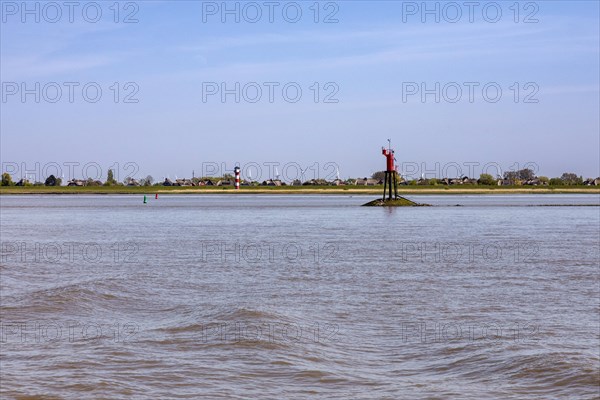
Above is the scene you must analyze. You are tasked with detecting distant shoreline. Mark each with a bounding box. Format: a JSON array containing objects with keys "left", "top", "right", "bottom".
[{"left": 1, "top": 186, "right": 599, "bottom": 195}]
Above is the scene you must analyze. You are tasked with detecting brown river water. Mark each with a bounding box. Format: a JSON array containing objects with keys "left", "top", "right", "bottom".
[{"left": 1, "top": 194, "right": 599, "bottom": 399}]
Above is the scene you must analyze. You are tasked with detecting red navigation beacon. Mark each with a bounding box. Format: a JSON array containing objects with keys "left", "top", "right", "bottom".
[
  {"left": 382, "top": 147, "right": 395, "bottom": 172},
  {"left": 381, "top": 141, "right": 398, "bottom": 201}
]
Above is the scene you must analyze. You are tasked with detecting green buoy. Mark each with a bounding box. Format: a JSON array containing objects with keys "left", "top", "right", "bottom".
[{"left": 143, "top": 195, "right": 147, "bottom": 204}]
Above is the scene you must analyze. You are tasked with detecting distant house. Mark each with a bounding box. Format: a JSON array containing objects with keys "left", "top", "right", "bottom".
[
  {"left": 262, "top": 179, "right": 283, "bottom": 186},
  {"left": 355, "top": 177, "right": 380, "bottom": 186},
  {"left": 240, "top": 180, "right": 258, "bottom": 186},
  {"left": 176, "top": 179, "right": 194, "bottom": 186},
  {"left": 217, "top": 180, "right": 233, "bottom": 186},
  {"left": 125, "top": 178, "right": 140, "bottom": 186},
  {"left": 291, "top": 179, "right": 302, "bottom": 186},
  {"left": 331, "top": 179, "right": 345, "bottom": 186},
  {"left": 163, "top": 178, "right": 174, "bottom": 186},
  {"left": 458, "top": 176, "right": 473, "bottom": 184},
  {"left": 523, "top": 178, "right": 544, "bottom": 186},
  {"left": 583, "top": 178, "right": 600, "bottom": 186},
  {"left": 202, "top": 179, "right": 214, "bottom": 186},
  {"left": 67, "top": 179, "right": 85, "bottom": 187},
  {"left": 15, "top": 179, "right": 30, "bottom": 186}
]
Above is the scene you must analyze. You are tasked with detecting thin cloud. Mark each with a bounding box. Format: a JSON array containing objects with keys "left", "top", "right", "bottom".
[{"left": 1, "top": 54, "right": 116, "bottom": 80}]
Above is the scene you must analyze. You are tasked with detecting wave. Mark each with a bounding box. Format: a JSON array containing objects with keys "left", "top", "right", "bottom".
[
  {"left": 426, "top": 347, "right": 600, "bottom": 398},
  {"left": 0, "top": 278, "right": 156, "bottom": 317}
]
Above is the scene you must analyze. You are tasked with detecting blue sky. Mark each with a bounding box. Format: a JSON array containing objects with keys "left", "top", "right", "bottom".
[{"left": 1, "top": 1, "right": 599, "bottom": 182}]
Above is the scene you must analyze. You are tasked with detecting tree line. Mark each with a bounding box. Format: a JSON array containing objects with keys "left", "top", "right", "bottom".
[
  {"left": 370, "top": 168, "right": 596, "bottom": 186},
  {"left": 0, "top": 168, "right": 597, "bottom": 187}
]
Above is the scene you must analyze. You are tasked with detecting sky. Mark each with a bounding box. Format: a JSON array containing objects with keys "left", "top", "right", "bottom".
[{"left": 1, "top": 0, "right": 599, "bottom": 183}]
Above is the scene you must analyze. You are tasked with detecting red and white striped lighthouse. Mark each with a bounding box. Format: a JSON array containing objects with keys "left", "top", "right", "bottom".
[{"left": 234, "top": 166, "right": 240, "bottom": 190}]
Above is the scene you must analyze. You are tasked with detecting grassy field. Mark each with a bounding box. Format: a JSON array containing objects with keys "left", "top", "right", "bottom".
[{"left": 1, "top": 185, "right": 599, "bottom": 195}]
